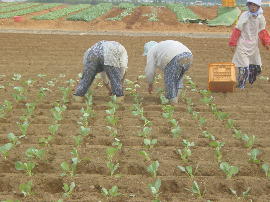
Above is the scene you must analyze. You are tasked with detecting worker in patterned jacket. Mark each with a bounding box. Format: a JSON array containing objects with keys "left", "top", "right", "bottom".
[
  {"left": 143, "top": 40, "right": 193, "bottom": 104},
  {"left": 73, "top": 40, "right": 128, "bottom": 103},
  {"left": 229, "top": 0, "right": 270, "bottom": 89}
]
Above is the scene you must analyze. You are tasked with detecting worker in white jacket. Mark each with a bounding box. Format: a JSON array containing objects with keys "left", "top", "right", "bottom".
[
  {"left": 229, "top": 0, "right": 270, "bottom": 88},
  {"left": 74, "top": 40, "right": 128, "bottom": 103},
  {"left": 143, "top": 40, "right": 193, "bottom": 104}
]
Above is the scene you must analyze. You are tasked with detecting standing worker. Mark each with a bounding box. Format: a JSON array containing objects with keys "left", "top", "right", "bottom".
[
  {"left": 229, "top": 0, "right": 270, "bottom": 89},
  {"left": 73, "top": 40, "right": 128, "bottom": 103},
  {"left": 143, "top": 40, "right": 193, "bottom": 104}
]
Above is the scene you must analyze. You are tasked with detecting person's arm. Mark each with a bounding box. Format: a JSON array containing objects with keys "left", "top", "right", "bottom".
[
  {"left": 145, "top": 52, "right": 156, "bottom": 94},
  {"left": 229, "top": 28, "right": 241, "bottom": 48},
  {"left": 258, "top": 16, "right": 270, "bottom": 50}
]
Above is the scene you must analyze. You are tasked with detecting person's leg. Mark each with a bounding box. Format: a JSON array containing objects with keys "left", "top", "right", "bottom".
[
  {"left": 237, "top": 67, "right": 249, "bottom": 88},
  {"left": 103, "top": 65, "right": 124, "bottom": 97},
  {"left": 248, "top": 64, "right": 261, "bottom": 84}
]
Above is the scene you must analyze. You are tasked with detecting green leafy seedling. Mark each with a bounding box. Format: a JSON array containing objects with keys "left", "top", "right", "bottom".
[
  {"left": 248, "top": 148, "right": 261, "bottom": 164},
  {"left": 148, "top": 178, "right": 161, "bottom": 202},
  {"left": 25, "top": 147, "right": 45, "bottom": 161},
  {"left": 15, "top": 161, "right": 36, "bottom": 176},
  {"left": 185, "top": 181, "right": 204, "bottom": 198},
  {"left": 139, "top": 150, "right": 151, "bottom": 161},
  {"left": 63, "top": 182, "right": 75, "bottom": 198},
  {"left": 19, "top": 181, "right": 33, "bottom": 197},
  {"left": 0, "top": 143, "right": 13, "bottom": 160},
  {"left": 219, "top": 162, "right": 239, "bottom": 179},
  {"left": 177, "top": 165, "right": 198, "bottom": 178},
  {"left": 147, "top": 161, "right": 159, "bottom": 178},
  {"left": 262, "top": 163, "right": 270, "bottom": 178},
  {"left": 144, "top": 138, "right": 157, "bottom": 150},
  {"left": 101, "top": 185, "right": 121, "bottom": 197},
  {"left": 107, "top": 162, "right": 120, "bottom": 176}
]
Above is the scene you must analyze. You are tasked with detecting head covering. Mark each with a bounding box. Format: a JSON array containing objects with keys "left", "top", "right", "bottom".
[
  {"left": 246, "top": 0, "right": 261, "bottom": 6},
  {"left": 143, "top": 41, "right": 158, "bottom": 56}
]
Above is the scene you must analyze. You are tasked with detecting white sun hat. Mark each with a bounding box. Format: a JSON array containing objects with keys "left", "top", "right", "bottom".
[
  {"left": 247, "top": 0, "right": 261, "bottom": 6},
  {"left": 143, "top": 41, "right": 158, "bottom": 56}
]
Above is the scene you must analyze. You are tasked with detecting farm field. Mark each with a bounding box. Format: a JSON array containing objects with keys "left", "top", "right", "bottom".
[
  {"left": 0, "top": 2, "right": 270, "bottom": 32},
  {"left": 1, "top": 32, "right": 270, "bottom": 202}
]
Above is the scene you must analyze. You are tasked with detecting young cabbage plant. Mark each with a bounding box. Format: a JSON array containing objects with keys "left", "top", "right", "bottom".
[
  {"left": 15, "top": 161, "right": 36, "bottom": 176},
  {"left": 219, "top": 162, "right": 239, "bottom": 179},
  {"left": 38, "top": 87, "right": 50, "bottom": 102},
  {"left": 226, "top": 119, "right": 235, "bottom": 129},
  {"left": 106, "top": 126, "right": 118, "bottom": 137},
  {"left": 171, "top": 125, "right": 182, "bottom": 138},
  {"left": 12, "top": 86, "right": 27, "bottom": 102},
  {"left": 177, "top": 165, "right": 198, "bottom": 178},
  {"left": 106, "top": 147, "right": 118, "bottom": 162},
  {"left": 248, "top": 148, "right": 261, "bottom": 164},
  {"left": 48, "top": 124, "right": 60, "bottom": 136},
  {"left": 177, "top": 139, "right": 195, "bottom": 162},
  {"left": 73, "top": 135, "right": 83, "bottom": 147},
  {"left": 241, "top": 134, "right": 255, "bottom": 148},
  {"left": 138, "top": 127, "right": 152, "bottom": 138},
  {"left": 79, "top": 126, "right": 91, "bottom": 137},
  {"left": 233, "top": 128, "right": 244, "bottom": 139},
  {"left": 59, "top": 86, "right": 71, "bottom": 104},
  {"left": 7, "top": 133, "right": 21, "bottom": 146},
  {"left": 162, "top": 105, "right": 174, "bottom": 120},
  {"left": 0, "top": 143, "right": 13, "bottom": 160},
  {"left": 139, "top": 150, "right": 151, "bottom": 161},
  {"left": 101, "top": 185, "right": 121, "bottom": 198},
  {"left": 60, "top": 158, "right": 79, "bottom": 177},
  {"left": 200, "top": 96, "right": 214, "bottom": 105},
  {"left": 144, "top": 138, "right": 158, "bottom": 150},
  {"left": 51, "top": 105, "right": 66, "bottom": 123},
  {"left": 148, "top": 178, "right": 161, "bottom": 202},
  {"left": 202, "top": 131, "right": 216, "bottom": 141},
  {"left": 106, "top": 162, "right": 120, "bottom": 176},
  {"left": 147, "top": 161, "right": 159, "bottom": 178},
  {"left": 19, "top": 181, "right": 33, "bottom": 197},
  {"left": 106, "top": 114, "right": 118, "bottom": 126},
  {"left": 198, "top": 116, "right": 207, "bottom": 128},
  {"left": 17, "top": 121, "right": 30, "bottom": 138},
  {"left": 25, "top": 147, "right": 45, "bottom": 161},
  {"left": 39, "top": 135, "right": 54, "bottom": 147},
  {"left": 185, "top": 181, "right": 204, "bottom": 198},
  {"left": 63, "top": 182, "right": 76, "bottom": 198},
  {"left": 262, "top": 163, "right": 270, "bottom": 178},
  {"left": 112, "top": 138, "right": 122, "bottom": 150},
  {"left": 25, "top": 103, "right": 36, "bottom": 118},
  {"left": 12, "top": 73, "right": 22, "bottom": 81},
  {"left": 214, "top": 111, "right": 229, "bottom": 121},
  {"left": 229, "top": 187, "right": 251, "bottom": 199},
  {"left": 209, "top": 141, "right": 225, "bottom": 163}
]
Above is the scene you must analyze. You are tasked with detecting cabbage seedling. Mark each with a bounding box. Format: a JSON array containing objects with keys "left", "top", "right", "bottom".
[
  {"left": 37, "top": 74, "right": 47, "bottom": 78},
  {"left": 25, "top": 103, "right": 36, "bottom": 118},
  {"left": 139, "top": 150, "right": 151, "bottom": 161},
  {"left": 7, "top": 133, "right": 20, "bottom": 146},
  {"left": 0, "top": 143, "right": 13, "bottom": 160},
  {"left": 112, "top": 138, "right": 122, "bottom": 150},
  {"left": 63, "top": 182, "right": 75, "bottom": 198},
  {"left": 144, "top": 138, "right": 157, "bottom": 150},
  {"left": 214, "top": 111, "right": 229, "bottom": 121},
  {"left": 241, "top": 135, "right": 255, "bottom": 148},
  {"left": 148, "top": 178, "right": 161, "bottom": 202},
  {"left": 59, "top": 87, "right": 71, "bottom": 104},
  {"left": 106, "top": 147, "right": 118, "bottom": 162},
  {"left": 177, "top": 165, "right": 198, "bottom": 178},
  {"left": 262, "top": 163, "right": 270, "bottom": 178},
  {"left": 138, "top": 127, "right": 152, "bottom": 138},
  {"left": 226, "top": 119, "right": 235, "bottom": 129},
  {"left": 12, "top": 86, "right": 27, "bottom": 102},
  {"left": 24, "top": 79, "right": 35, "bottom": 87},
  {"left": 248, "top": 149, "right": 261, "bottom": 164},
  {"left": 209, "top": 141, "right": 225, "bottom": 163},
  {"left": 73, "top": 135, "right": 83, "bottom": 147},
  {"left": 177, "top": 139, "right": 195, "bottom": 162},
  {"left": 25, "top": 147, "right": 45, "bottom": 161},
  {"left": 233, "top": 129, "right": 243, "bottom": 139},
  {"left": 79, "top": 126, "right": 90, "bottom": 137},
  {"left": 15, "top": 161, "right": 36, "bottom": 176},
  {"left": 171, "top": 125, "right": 182, "bottom": 138},
  {"left": 147, "top": 161, "right": 159, "bottom": 178},
  {"left": 48, "top": 124, "right": 60, "bottom": 136},
  {"left": 12, "top": 73, "right": 22, "bottom": 81},
  {"left": 106, "top": 126, "right": 118, "bottom": 137},
  {"left": 17, "top": 121, "right": 29, "bottom": 138},
  {"left": 101, "top": 185, "right": 121, "bottom": 197},
  {"left": 219, "top": 162, "right": 239, "bottom": 179},
  {"left": 39, "top": 135, "right": 53, "bottom": 147},
  {"left": 60, "top": 158, "right": 79, "bottom": 177},
  {"left": 229, "top": 187, "right": 251, "bottom": 199},
  {"left": 107, "top": 162, "right": 120, "bottom": 176},
  {"left": 19, "top": 181, "right": 33, "bottom": 197},
  {"left": 185, "top": 181, "right": 204, "bottom": 198},
  {"left": 202, "top": 131, "right": 216, "bottom": 141}
]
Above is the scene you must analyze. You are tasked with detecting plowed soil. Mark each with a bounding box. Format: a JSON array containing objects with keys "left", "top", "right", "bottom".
[
  {"left": 0, "top": 32, "right": 270, "bottom": 201},
  {"left": 1, "top": 3, "right": 270, "bottom": 202}
]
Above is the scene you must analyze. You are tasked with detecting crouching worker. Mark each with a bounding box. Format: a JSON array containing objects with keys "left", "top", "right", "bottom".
[
  {"left": 143, "top": 40, "right": 193, "bottom": 104},
  {"left": 229, "top": 0, "right": 270, "bottom": 89},
  {"left": 73, "top": 40, "right": 128, "bottom": 103}
]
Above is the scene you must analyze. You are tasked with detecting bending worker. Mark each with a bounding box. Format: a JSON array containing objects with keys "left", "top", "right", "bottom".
[
  {"left": 73, "top": 40, "right": 128, "bottom": 103},
  {"left": 143, "top": 40, "right": 193, "bottom": 104}
]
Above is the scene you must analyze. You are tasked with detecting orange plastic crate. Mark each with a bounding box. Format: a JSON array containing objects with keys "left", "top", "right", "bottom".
[
  {"left": 222, "top": 0, "right": 236, "bottom": 7},
  {"left": 208, "top": 63, "right": 236, "bottom": 92}
]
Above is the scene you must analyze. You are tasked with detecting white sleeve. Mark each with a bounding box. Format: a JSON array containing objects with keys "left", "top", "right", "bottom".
[
  {"left": 145, "top": 52, "right": 156, "bottom": 84},
  {"left": 120, "top": 47, "right": 128, "bottom": 69},
  {"left": 258, "top": 15, "right": 266, "bottom": 32}
]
